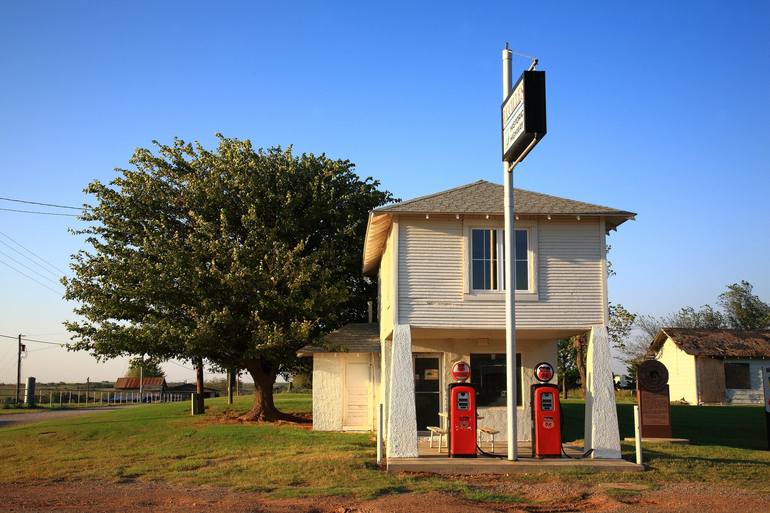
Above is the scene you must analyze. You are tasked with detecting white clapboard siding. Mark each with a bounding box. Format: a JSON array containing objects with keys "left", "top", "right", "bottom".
[{"left": 398, "top": 217, "right": 604, "bottom": 329}]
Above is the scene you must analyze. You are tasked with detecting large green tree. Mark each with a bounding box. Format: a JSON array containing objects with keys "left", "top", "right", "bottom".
[{"left": 64, "top": 136, "right": 393, "bottom": 420}]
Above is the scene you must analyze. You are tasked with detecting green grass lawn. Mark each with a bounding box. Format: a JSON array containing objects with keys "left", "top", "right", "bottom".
[{"left": 0, "top": 393, "right": 768, "bottom": 499}]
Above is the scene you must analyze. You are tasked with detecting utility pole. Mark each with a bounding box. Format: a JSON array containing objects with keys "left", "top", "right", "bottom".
[{"left": 16, "top": 334, "right": 25, "bottom": 406}]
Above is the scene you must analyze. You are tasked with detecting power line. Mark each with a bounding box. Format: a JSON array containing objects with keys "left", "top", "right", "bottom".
[
  {"left": 0, "top": 207, "right": 80, "bottom": 217},
  {"left": 168, "top": 360, "right": 195, "bottom": 372},
  {"left": 0, "top": 231, "right": 69, "bottom": 276},
  {"left": 0, "top": 196, "right": 84, "bottom": 210},
  {"left": 0, "top": 247, "right": 62, "bottom": 287},
  {"left": 0, "top": 334, "right": 67, "bottom": 346},
  {"left": 0, "top": 259, "right": 63, "bottom": 295},
  {"left": 23, "top": 336, "right": 70, "bottom": 346}
]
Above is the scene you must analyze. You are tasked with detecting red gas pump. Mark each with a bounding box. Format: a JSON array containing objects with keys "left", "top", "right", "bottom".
[
  {"left": 531, "top": 362, "right": 562, "bottom": 458},
  {"left": 448, "top": 361, "right": 477, "bottom": 458}
]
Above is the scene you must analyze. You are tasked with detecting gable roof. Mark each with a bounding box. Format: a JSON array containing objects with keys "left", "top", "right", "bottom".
[
  {"left": 649, "top": 328, "right": 770, "bottom": 359},
  {"left": 297, "top": 323, "right": 380, "bottom": 356},
  {"left": 363, "top": 180, "right": 635, "bottom": 274},
  {"left": 375, "top": 180, "right": 634, "bottom": 217}
]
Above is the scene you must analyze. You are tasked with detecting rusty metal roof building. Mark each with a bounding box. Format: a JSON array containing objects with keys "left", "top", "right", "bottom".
[
  {"left": 649, "top": 328, "right": 770, "bottom": 359},
  {"left": 114, "top": 376, "right": 167, "bottom": 390},
  {"left": 297, "top": 323, "right": 380, "bottom": 356}
]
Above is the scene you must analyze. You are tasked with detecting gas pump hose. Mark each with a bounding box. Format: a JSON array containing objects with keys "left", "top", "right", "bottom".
[
  {"left": 476, "top": 444, "right": 505, "bottom": 459},
  {"left": 558, "top": 402, "right": 594, "bottom": 460}
]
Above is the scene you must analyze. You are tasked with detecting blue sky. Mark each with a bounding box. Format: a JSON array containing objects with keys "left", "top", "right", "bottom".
[{"left": 1, "top": 1, "right": 769, "bottom": 382}]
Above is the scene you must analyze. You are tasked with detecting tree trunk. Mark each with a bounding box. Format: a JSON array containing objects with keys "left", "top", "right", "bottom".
[
  {"left": 195, "top": 358, "right": 205, "bottom": 413},
  {"left": 239, "top": 359, "right": 283, "bottom": 422},
  {"left": 573, "top": 334, "right": 587, "bottom": 398}
]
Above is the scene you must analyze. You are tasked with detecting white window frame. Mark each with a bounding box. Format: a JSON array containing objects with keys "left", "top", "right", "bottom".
[{"left": 463, "top": 218, "right": 538, "bottom": 301}]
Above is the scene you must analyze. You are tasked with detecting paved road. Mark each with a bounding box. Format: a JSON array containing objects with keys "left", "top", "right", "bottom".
[{"left": 0, "top": 407, "right": 126, "bottom": 427}]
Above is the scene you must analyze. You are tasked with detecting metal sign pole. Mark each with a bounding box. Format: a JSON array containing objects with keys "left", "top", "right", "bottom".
[
  {"left": 762, "top": 366, "right": 770, "bottom": 450},
  {"left": 502, "top": 45, "right": 518, "bottom": 461}
]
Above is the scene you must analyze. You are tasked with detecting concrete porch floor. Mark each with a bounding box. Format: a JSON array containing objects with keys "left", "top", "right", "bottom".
[{"left": 385, "top": 439, "right": 643, "bottom": 474}]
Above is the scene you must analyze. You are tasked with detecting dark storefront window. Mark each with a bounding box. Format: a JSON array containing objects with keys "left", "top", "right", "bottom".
[{"left": 470, "top": 353, "right": 522, "bottom": 407}]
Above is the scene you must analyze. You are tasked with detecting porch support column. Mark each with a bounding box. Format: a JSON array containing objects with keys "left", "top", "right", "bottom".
[
  {"left": 584, "top": 324, "right": 622, "bottom": 459},
  {"left": 386, "top": 324, "right": 418, "bottom": 458}
]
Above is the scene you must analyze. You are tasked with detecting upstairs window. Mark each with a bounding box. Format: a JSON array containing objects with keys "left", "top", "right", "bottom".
[{"left": 470, "top": 228, "right": 529, "bottom": 292}]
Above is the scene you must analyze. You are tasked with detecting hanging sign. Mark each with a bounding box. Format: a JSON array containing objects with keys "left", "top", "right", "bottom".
[{"left": 501, "top": 70, "right": 547, "bottom": 163}]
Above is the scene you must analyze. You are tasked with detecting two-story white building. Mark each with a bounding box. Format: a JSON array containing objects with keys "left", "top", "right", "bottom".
[{"left": 299, "top": 180, "right": 635, "bottom": 458}]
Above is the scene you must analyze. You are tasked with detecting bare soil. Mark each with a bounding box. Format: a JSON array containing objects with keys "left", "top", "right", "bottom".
[{"left": 5, "top": 480, "right": 770, "bottom": 513}]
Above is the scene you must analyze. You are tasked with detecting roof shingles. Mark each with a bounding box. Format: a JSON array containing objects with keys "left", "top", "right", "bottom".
[{"left": 375, "top": 180, "right": 634, "bottom": 216}]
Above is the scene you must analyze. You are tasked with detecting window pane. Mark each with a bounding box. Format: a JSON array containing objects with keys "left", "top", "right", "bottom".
[
  {"left": 470, "top": 353, "right": 522, "bottom": 407},
  {"left": 515, "top": 260, "right": 528, "bottom": 290},
  {"left": 515, "top": 230, "right": 527, "bottom": 260},
  {"left": 472, "top": 230, "right": 484, "bottom": 259},
  {"left": 472, "top": 260, "right": 486, "bottom": 290}
]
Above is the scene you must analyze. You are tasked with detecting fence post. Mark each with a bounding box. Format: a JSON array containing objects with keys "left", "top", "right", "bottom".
[
  {"left": 49, "top": 390, "right": 52, "bottom": 408},
  {"left": 59, "top": 391, "right": 63, "bottom": 407},
  {"left": 634, "top": 405, "right": 643, "bottom": 466},
  {"left": 377, "top": 403, "right": 384, "bottom": 465},
  {"left": 68, "top": 391, "right": 72, "bottom": 405}
]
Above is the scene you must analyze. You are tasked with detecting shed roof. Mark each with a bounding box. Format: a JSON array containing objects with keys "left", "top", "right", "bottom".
[
  {"left": 363, "top": 180, "right": 635, "bottom": 274},
  {"left": 297, "top": 323, "right": 380, "bottom": 356},
  {"left": 649, "top": 328, "right": 770, "bottom": 359},
  {"left": 114, "top": 376, "right": 167, "bottom": 390}
]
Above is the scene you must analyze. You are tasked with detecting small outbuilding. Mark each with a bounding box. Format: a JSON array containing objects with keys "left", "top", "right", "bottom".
[
  {"left": 648, "top": 328, "right": 770, "bottom": 404},
  {"left": 297, "top": 322, "right": 380, "bottom": 432}
]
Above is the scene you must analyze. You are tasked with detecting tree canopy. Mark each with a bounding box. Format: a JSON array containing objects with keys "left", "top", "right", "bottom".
[
  {"left": 125, "top": 357, "right": 165, "bottom": 378},
  {"left": 64, "top": 136, "right": 393, "bottom": 420}
]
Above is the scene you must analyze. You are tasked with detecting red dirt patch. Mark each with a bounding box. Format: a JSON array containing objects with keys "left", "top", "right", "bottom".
[{"left": 5, "top": 480, "right": 770, "bottom": 513}]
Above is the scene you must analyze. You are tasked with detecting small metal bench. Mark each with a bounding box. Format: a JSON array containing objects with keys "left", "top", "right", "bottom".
[
  {"left": 427, "top": 426, "right": 448, "bottom": 451},
  {"left": 478, "top": 427, "right": 499, "bottom": 452}
]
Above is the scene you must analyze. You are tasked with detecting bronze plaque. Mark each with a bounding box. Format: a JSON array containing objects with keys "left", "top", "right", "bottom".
[{"left": 638, "top": 386, "right": 673, "bottom": 438}]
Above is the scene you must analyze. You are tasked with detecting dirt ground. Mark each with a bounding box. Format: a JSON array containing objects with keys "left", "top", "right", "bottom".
[{"left": 4, "top": 480, "right": 770, "bottom": 513}]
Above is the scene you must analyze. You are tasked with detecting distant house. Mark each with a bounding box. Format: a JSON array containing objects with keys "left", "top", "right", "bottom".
[
  {"left": 114, "top": 376, "right": 167, "bottom": 392},
  {"left": 165, "top": 383, "right": 220, "bottom": 398},
  {"left": 648, "top": 328, "right": 770, "bottom": 404}
]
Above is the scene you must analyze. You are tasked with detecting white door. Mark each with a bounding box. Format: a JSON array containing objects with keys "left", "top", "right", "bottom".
[{"left": 343, "top": 362, "right": 370, "bottom": 429}]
